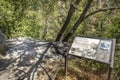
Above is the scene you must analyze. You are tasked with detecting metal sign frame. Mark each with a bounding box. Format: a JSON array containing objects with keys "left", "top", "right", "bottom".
[{"left": 65, "top": 37, "right": 116, "bottom": 80}]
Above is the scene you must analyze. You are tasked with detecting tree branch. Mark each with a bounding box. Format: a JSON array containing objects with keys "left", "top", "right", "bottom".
[
  {"left": 55, "top": 0, "right": 81, "bottom": 42},
  {"left": 72, "top": 2, "right": 80, "bottom": 11},
  {"left": 84, "top": 7, "right": 120, "bottom": 19},
  {"left": 63, "top": 0, "right": 93, "bottom": 42}
]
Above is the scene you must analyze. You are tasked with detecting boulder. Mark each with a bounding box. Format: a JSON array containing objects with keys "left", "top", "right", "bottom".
[
  {"left": 0, "top": 37, "right": 66, "bottom": 80},
  {"left": 0, "top": 29, "right": 6, "bottom": 56}
]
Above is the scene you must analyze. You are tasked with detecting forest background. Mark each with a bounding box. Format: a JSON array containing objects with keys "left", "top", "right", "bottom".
[{"left": 0, "top": 0, "right": 120, "bottom": 79}]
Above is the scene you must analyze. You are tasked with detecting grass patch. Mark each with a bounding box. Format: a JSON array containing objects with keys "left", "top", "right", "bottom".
[{"left": 56, "top": 57, "right": 109, "bottom": 80}]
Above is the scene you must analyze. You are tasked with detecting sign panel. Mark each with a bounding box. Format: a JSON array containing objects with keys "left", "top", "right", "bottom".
[{"left": 69, "top": 37, "right": 115, "bottom": 64}]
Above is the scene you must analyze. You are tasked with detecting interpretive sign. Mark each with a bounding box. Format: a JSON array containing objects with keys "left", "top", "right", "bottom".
[
  {"left": 69, "top": 37, "right": 116, "bottom": 66},
  {"left": 64, "top": 37, "right": 116, "bottom": 80}
]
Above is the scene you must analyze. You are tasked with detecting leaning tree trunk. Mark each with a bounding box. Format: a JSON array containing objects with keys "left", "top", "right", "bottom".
[
  {"left": 63, "top": 0, "right": 93, "bottom": 42},
  {"left": 55, "top": 0, "right": 81, "bottom": 42}
]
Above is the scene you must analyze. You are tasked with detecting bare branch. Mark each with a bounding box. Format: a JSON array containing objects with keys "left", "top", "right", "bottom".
[
  {"left": 71, "top": 2, "right": 81, "bottom": 11},
  {"left": 55, "top": 0, "right": 81, "bottom": 41},
  {"left": 63, "top": 0, "right": 93, "bottom": 42},
  {"left": 84, "top": 7, "right": 120, "bottom": 19}
]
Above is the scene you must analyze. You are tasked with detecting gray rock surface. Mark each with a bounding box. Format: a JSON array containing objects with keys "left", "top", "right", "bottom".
[
  {"left": 0, "top": 29, "right": 6, "bottom": 55},
  {"left": 0, "top": 37, "right": 65, "bottom": 80}
]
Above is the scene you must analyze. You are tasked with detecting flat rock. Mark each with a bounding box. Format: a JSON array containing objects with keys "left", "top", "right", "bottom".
[{"left": 0, "top": 37, "right": 65, "bottom": 80}]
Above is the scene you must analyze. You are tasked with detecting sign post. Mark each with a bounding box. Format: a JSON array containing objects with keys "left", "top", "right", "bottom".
[
  {"left": 107, "top": 39, "right": 116, "bottom": 80},
  {"left": 65, "top": 37, "right": 116, "bottom": 80},
  {"left": 65, "top": 52, "right": 68, "bottom": 80},
  {"left": 107, "top": 67, "right": 113, "bottom": 80}
]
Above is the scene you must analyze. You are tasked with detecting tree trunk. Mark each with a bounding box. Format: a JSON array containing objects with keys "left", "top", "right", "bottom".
[
  {"left": 42, "top": 17, "right": 48, "bottom": 39},
  {"left": 63, "top": 0, "right": 93, "bottom": 42},
  {"left": 55, "top": 0, "right": 81, "bottom": 42}
]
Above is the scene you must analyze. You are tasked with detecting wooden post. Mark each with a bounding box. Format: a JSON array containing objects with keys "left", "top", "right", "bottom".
[
  {"left": 107, "top": 39, "right": 116, "bottom": 80},
  {"left": 107, "top": 67, "right": 113, "bottom": 80},
  {"left": 65, "top": 52, "right": 68, "bottom": 80}
]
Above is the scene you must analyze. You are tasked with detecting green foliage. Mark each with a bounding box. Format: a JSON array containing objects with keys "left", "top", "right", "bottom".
[
  {"left": 114, "top": 47, "right": 120, "bottom": 80},
  {"left": 0, "top": 0, "right": 119, "bottom": 41},
  {"left": 0, "top": 0, "right": 14, "bottom": 38},
  {"left": 104, "top": 12, "right": 120, "bottom": 42},
  {"left": 0, "top": 0, "right": 62, "bottom": 40},
  {"left": 0, "top": 0, "right": 120, "bottom": 79}
]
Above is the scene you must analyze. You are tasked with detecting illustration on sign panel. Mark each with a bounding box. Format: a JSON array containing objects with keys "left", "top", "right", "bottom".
[{"left": 69, "top": 37, "right": 112, "bottom": 63}]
